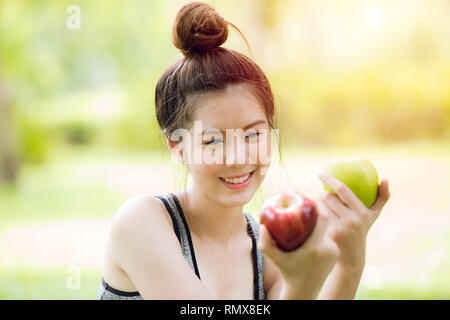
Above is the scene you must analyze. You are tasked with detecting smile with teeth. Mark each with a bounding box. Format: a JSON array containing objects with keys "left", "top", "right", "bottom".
[{"left": 220, "top": 171, "right": 254, "bottom": 184}]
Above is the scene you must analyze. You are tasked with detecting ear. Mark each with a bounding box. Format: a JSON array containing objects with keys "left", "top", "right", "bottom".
[{"left": 166, "top": 137, "right": 184, "bottom": 163}]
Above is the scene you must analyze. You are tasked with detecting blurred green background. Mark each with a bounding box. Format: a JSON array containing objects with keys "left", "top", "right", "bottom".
[{"left": 0, "top": 0, "right": 449, "bottom": 299}]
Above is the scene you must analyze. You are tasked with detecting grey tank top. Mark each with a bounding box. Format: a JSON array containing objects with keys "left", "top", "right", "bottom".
[{"left": 96, "top": 192, "right": 265, "bottom": 300}]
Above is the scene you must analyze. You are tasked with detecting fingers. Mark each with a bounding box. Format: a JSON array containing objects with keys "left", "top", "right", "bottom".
[
  {"left": 305, "top": 200, "right": 333, "bottom": 246},
  {"left": 315, "top": 196, "right": 343, "bottom": 241},
  {"left": 319, "top": 191, "right": 352, "bottom": 218},
  {"left": 318, "top": 172, "right": 367, "bottom": 213},
  {"left": 370, "top": 179, "right": 391, "bottom": 213}
]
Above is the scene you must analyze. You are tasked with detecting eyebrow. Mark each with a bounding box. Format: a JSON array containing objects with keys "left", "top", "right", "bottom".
[{"left": 201, "top": 119, "right": 268, "bottom": 135}]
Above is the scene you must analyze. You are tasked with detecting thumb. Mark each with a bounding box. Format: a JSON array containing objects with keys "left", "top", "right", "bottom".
[{"left": 257, "top": 224, "right": 284, "bottom": 264}]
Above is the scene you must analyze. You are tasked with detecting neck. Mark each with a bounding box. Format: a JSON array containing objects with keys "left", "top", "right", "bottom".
[{"left": 175, "top": 186, "right": 247, "bottom": 246}]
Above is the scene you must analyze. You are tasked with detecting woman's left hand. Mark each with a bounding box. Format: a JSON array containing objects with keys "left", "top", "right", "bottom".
[{"left": 317, "top": 173, "right": 391, "bottom": 270}]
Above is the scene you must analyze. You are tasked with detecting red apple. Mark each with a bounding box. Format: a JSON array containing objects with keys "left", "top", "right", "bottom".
[{"left": 260, "top": 191, "right": 318, "bottom": 252}]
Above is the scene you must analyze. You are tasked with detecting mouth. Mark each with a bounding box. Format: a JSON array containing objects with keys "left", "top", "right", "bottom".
[{"left": 219, "top": 170, "right": 256, "bottom": 189}]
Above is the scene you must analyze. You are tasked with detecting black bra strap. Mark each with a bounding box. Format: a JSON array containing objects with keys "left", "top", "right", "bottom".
[
  {"left": 244, "top": 213, "right": 261, "bottom": 300},
  {"left": 155, "top": 194, "right": 261, "bottom": 299},
  {"left": 154, "top": 195, "right": 181, "bottom": 244}
]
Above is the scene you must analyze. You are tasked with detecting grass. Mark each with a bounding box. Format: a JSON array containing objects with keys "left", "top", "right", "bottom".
[
  {"left": 356, "top": 258, "right": 450, "bottom": 300},
  {"left": 0, "top": 145, "right": 171, "bottom": 231},
  {"left": 0, "top": 263, "right": 448, "bottom": 299},
  {"left": 356, "top": 231, "right": 450, "bottom": 299},
  {"left": 0, "top": 265, "right": 102, "bottom": 300},
  {"left": 356, "top": 284, "right": 450, "bottom": 300},
  {"left": 0, "top": 164, "right": 126, "bottom": 234}
]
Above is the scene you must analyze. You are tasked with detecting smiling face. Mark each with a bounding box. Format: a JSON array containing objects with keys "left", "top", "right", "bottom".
[{"left": 169, "top": 83, "right": 272, "bottom": 207}]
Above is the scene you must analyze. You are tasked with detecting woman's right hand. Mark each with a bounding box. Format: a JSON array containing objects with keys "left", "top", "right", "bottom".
[{"left": 257, "top": 198, "right": 340, "bottom": 299}]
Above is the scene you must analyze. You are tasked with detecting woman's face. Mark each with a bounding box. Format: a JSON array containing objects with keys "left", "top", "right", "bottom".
[{"left": 172, "top": 83, "right": 272, "bottom": 207}]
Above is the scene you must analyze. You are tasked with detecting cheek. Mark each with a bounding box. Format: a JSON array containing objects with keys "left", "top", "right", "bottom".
[
  {"left": 190, "top": 163, "right": 221, "bottom": 181},
  {"left": 253, "top": 133, "right": 271, "bottom": 167}
]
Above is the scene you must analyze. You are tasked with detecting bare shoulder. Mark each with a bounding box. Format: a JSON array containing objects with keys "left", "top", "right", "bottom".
[
  {"left": 108, "top": 194, "right": 174, "bottom": 265},
  {"left": 105, "top": 194, "right": 213, "bottom": 299},
  {"left": 111, "top": 194, "right": 171, "bottom": 234}
]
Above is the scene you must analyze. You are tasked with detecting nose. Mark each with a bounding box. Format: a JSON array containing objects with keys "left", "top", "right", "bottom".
[{"left": 225, "top": 136, "right": 247, "bottom": 167}]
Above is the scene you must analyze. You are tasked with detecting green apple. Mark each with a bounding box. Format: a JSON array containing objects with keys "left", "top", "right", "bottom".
[{"left": 322, "top": 157, "right": 379, "bottom": 208}]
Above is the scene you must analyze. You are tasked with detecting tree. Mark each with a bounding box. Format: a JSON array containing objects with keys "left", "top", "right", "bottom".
[{"left": 0, "top": 82, "right": 18, "bottom": 183}]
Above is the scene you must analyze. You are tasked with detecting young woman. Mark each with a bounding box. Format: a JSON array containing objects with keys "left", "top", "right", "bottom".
[{"left": 96, "top": 1, "right": 390, "bottom": 300}]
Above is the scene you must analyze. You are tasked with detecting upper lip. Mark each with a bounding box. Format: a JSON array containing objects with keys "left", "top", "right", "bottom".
[{"left": 220, "top": 170, "right": 255, "bottom": 179}]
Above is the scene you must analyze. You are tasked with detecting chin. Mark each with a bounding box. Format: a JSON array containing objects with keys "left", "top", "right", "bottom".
[
  {"left": 220, "top": 176, "right": 261, "bottom": 206},
  {"left": 221, "top": 192, "right": 254, "bottom": 207}
]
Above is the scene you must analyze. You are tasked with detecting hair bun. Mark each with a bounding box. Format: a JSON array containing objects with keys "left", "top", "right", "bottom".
[{"left": 172, "top": 1, "right": 229, "bottom": 56}]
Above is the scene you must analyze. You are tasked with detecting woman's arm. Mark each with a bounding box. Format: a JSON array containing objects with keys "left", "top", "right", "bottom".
[
  {"left": 259, "top": 205, "right": 340, "bottom": 300},
  {"left": 265, "top": 259, "right": 365, "bottom": 300},
  {"left": 318, "top": 261, "right": 364, "bottom": 300},
  {"left": 109, "top": 195, "right": 215, "bottom": 299},
  {"left": 316, "top": 174, "right": 390, "bottom": 300},
  {"left": 263, "top": 257, "right": 283, "bottom": 300}
]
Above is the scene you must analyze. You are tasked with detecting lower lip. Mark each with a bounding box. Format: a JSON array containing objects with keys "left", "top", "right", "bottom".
[{"left": 220, "top": 171, "right": 255, "bottom": 190}]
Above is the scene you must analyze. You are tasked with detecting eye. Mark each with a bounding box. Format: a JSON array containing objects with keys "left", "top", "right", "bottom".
[
  {"left": 204, "top": 137, "right": 223, "bottom": 145},
  {"left": 245, "top": 131, "right": 261, "bottom": 140}
]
